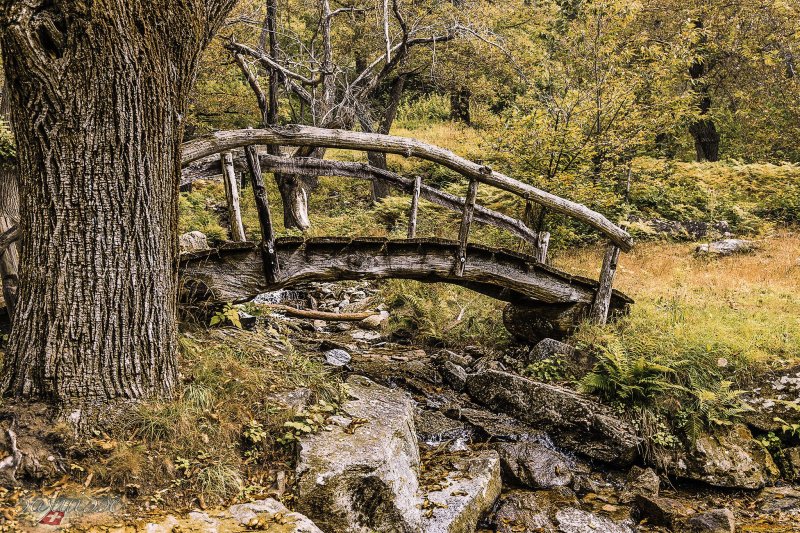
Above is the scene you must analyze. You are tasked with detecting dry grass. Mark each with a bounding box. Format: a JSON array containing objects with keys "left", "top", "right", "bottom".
[{"left": 553, "top": 231, "right": 800, "bottom": 375}]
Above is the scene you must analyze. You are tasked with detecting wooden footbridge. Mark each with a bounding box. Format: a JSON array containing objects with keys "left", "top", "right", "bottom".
[{"left": 179, "top": 125, "right": 633, "bottom": 333}]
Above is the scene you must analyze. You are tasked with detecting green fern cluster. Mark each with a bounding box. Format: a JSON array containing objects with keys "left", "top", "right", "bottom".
[{"left": 579, "top": 340, "right": 680, "bottom": 407}]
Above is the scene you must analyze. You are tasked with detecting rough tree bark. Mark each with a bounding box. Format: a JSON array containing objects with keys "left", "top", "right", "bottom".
[{"left": 0, "top": 0, "right": 236, "bottom": 415}]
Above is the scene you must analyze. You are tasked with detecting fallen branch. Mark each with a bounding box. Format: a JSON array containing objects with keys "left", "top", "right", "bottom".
[
  {"left": 0, "top": 225, "right": 20, "bottom": 255},
  {"left": 257, "top": 303, "right": 378, "bottom": 321}
]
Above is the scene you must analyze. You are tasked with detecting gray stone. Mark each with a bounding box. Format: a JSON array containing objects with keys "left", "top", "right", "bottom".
[
  {"left": 666, "top": 424, "right": 779, "bottom": 489},
  {"left": 494, "top": 491, "right": 560, "bottom": 533},
  {"left": 178, "top": 230, "right": 209, "bottom": 253},
  {"left": 466, "top": 370, "right": 641, "bottom": 465},
  {"left": 440, "top": 361, "right": 467, "bottom": 391},
  {"left": 359, "top": 310, "right": 389, "bottom": 330},
  {"left": 323, "top": 348, "right": 351, "bottom": 367},
  {"left": 415, "top": 410, "right": 471, "bottom": 445},
  {"left": 634, "top": 494, "right": 694, "bottom": 529},
  {"left": 296, "top": 375, "right": 421, "bottom": 532},
  {"left": 620, "top": 465, "right": 660, "bottom": 503},
  {"left": 695, "top": 238, "right": 756, "bottom": 256},
  {"left": 420, "top": 450, "right": 502, "bottom": 533},
  {"left": 493, "top": 441, "right": 573, "bottom": 489},
  {"left": 777, "top": 446, "right": 800, "bottom": 481},
  {"left": 554, "top": 508, "right": 636, "bottom": 533},
  {"left": 439, "top": 350, "right": 474, "bottom": 368},
  {"left": 228, "top": 499, "right": 323, "bottom": 532},
  {"left": 683, "top": 508, "right": 735, "bottom": 533},
  {"left": 452, "top": 407, "right": 545, "bottom": 442},
  {"left": 759, "top": 486, "right": 800, "bottom": 515},
  {"left": 526, "top": 338, "right": 575, "bottom": 364}
]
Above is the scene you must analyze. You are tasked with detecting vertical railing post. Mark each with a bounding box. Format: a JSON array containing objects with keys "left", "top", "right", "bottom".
[
  {"left": 244, "top": 145, "right": 281, "bottom": 283},
  {"left": 589, "top": 243, "right": 621, "bottom": 324},
  {"left": 221, "top": 151, "right": 246, "bottom": 242},
  {"left": 534, "top": 232, "right": 550, "bottom": 264},
  {"left": 455, "top": 177, "right": 479, "bottom": 277},
  {"left": 407, "top": 174, "right": 421, "bottom": 238}
]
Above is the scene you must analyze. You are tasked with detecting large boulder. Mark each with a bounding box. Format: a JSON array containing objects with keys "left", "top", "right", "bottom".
[
  {"left": 420, "top": 450, "right": 502, "bottom": 533},
  {"left": 493, "top": 441, "right": 573, "bottom": 489},
  {"left": 665, "top": 424, "right": 779, "bottom": 489},
  {"left": 695, "top": 238, "right": 756, "bottom": 257},
  {"left": 446, "top": 407, "right": 547, "bottom": 442},
  {"left": 295, "top": 375, "right": 421, "bottom": 532},
  {"left": 228, "top": 499, "right": 323, "bottom": 532},
  {"left": 634, "top": 494, "right": 694, "bottom": 529},
  {"left": 466, "top": 370, "right": 640, "bottom": 465}
]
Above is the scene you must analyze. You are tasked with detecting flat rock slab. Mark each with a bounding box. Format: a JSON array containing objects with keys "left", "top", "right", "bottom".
[
  {"left": 295, "top": 375, "right": 421, "bottom": 533},
  {"left": 420, "top": 450, "right": 502, "bottom": 533},
  {"left": 695, "top": 238, "right": 756, "bottom": 256},
  {"left": 466, "top": 370, "right": 640, "bottom": 465}
]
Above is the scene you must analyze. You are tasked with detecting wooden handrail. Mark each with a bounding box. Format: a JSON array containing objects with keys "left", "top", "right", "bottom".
[{"left": 181, "top": 125, "right": 633, "bottom": 251}]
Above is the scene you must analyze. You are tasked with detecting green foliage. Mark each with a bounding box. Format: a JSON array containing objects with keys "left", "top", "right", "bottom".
[
  {"left": 579, "top": 340, "right": 680, "bottom": 407},
  {"left": 524, "top": 358, "right": 572, "bottom": 383},
  {"left": 276, "top": 400, "right": 338, "bottom": 446},
  {"left": 381, "top": 279, "right": 509, "bottom": 348},
  {"left": 395, "top": 94, "right": 452, "bottom": 129},
  {"left": 210, "top": 303, "right": 242, "bottom": 329}
]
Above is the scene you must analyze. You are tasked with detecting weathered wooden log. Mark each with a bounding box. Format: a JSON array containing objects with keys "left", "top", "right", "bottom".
[
  {"left": 221, "top": 151, "right": 246, "bottom": 242},
  {"left": 244, "top": 145, "right": 280, "bottom": 282},
  {"left": 179, "top": 238, "right": 633, "bottom": 309},
  {"left": 589, "top": 244, "right": 621, "bottom": 325},
  {"left": 455, "top": 178, "right": 479, "bottom": 277},
  {"left": 259, "top": 304, "right": 377, "bottom": 321},
  {"left": 407, "top": 174, "right": 421, "bottom": 239},
  {"left": 181, "top": 126, "right": 633, "bottom": 251},
  {"left": 183, "top": 154, "right": 540, "bottom": 246}
]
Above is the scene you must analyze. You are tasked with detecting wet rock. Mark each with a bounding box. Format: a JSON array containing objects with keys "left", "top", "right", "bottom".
[
  {"left": 620, "top": 465, "right": 660, "bottom": 503},
  {"left": 493, "top": 441, "right": 573, "bottom": 489},
  {"left": 666, "top": 424, "right": 778, "bottom": 489},
  {"left": 449, "top": 407, "right": 546, "bottom": 442},
  {"left": 420, "top": 450, "right": 502, "bottom": 533},
  {"left": 438, "top": 350, "right": 475, "bottom": 368},
  {"left": 238, "top": 310, "right": 257, "bottom": 329},
  {"left": 466, "top": 370, "right": 640, "bottom": 465},
  {"left": 759, "top": 486, "right": 800, "bottom": 514},
  {"left": 323, "top": 348, "right": 351, "bottom": 367},
  {"left": 360, "top": 311, "right": 389, "bottom": 330},
  {"left": 178, "top": 230, "right": 209, "bottom": 253},
  {"left": 228, "top": 498, "right": 323, "bottom": 532},
  {"left": 695, "top": 238, "right": 756, "bottom": 256},
  {"left": 295, "top": 375, "right": 421, "bottom": 532},
  {"left": 494, "top": 490, "right": 560, "bottom": 533},
  {"left": 440, "top": 361, "right": 467, "bottom": 391},
  {"left": 776, "top": 446, "right": 800, "bottom": 482},
  {"left": 554, "top": 508, "right": 636, "bottom": 533},
  {"left": 634, "top": 494, "right": 694, "bottom": 529},
  {"left": 683, "top": 508, "right": 735, "bottom": 533},
  {"left": 415, "top": 410, "right": 471, "bottom": 445}
]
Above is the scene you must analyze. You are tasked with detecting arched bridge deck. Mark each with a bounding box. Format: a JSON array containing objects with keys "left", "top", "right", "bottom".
[
  {"left": 180, "top": 237, "right": 632, "bottom": 313},
  {"left": 179, "top": 125, "right": 635, "bottom": 327}
]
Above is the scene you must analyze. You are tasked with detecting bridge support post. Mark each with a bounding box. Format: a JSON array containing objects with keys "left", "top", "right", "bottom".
[
  {"left": 407, "top": 174, "right": 421, "bottom": 238},
  {"left": 589, "top": 243, "right": 621, "bottom": 325},
  {"left": 222, "top": 151, "right": 247, "bottom": 242},
  {"left": 455, "top": 177, "right": 479, "bottom": 276},
  {"left": 244, "top": 145, "right": 281, "bottom": 283},
  {"left": 534, "top": 232, "right": 550, "bottom": 264}
]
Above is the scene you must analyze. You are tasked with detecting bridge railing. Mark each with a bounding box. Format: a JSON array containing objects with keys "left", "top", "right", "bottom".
[{"left": 180, "top": 125, "right": 633, "bottom": 324}]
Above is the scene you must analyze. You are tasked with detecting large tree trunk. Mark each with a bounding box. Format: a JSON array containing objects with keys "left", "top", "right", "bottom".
[{"left": 0, "top": 0, "right": 235, "bottom": 414}]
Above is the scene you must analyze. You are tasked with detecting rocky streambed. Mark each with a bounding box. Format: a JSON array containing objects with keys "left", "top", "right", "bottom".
[
  {"left": 22, "top": 280, "right": 800, "bottom": 532},
  {"left": 212, "top": 280, "right": 800, "bottom": 533}
]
